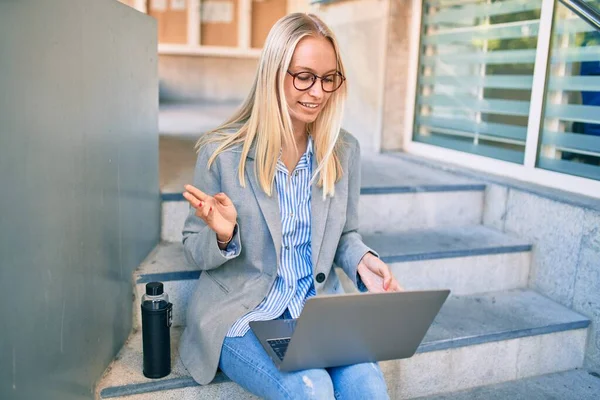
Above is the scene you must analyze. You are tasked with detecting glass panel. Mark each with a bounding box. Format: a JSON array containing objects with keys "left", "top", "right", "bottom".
[
  {"left": 414, "top": 0, "right": 543, "bottom": 163},
  {"left": 583, "top": 0, "right": 600, "bottom": 15},
  {"left": 538, "top": 1, "right": 600, "bottom": 181}
]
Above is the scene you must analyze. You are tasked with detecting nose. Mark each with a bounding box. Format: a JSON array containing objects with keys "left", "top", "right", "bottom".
[{"left": 308, "top": 79, "right": 324, "bottom": 99}]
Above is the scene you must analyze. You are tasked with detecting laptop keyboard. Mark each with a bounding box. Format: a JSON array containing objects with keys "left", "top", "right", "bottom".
[{"left": 267, "top": 338, "right": 291, "bottom": 361}]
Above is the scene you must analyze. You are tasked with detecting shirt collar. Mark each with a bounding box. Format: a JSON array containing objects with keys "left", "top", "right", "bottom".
[
  {"left": 277, "top": 135, "right": 314, "bottom": 172},
  {"left": 306, "top": 135, "right": 314, "bottom": 159}
]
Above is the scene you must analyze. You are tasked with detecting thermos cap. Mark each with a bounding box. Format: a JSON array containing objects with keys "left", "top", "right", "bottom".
[{"left": 146, "top": 282, "right": 164, "bottom": 296}]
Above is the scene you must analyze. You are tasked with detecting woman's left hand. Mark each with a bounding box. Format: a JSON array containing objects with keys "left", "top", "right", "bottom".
[{"left": 357, "top": 252, "right": 404, "bottom": 293}]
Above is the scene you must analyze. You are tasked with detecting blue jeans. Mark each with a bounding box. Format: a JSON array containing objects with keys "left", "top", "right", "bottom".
[{"left": 219, "top": 313, "right": 390, "bottom": 399}]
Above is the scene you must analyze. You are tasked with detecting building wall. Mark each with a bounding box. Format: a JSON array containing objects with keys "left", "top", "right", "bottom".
[
  {"left": 381, "top": 0, "right": 414, "bottom": 151},
  {"left": 484, "top": 185, "right": 600, "bottom": 370},
  {"left": 157, "top": 0, "right": 310, "bottom": 104},
  {"left": 159, "top": 55, "right": 258, "bottom": 103},
  {"left": 0, "top": 1, "right": 160, "bottom": 399},
  {"left": 315, "top": 0, "right": 390, "bottom": 154}
]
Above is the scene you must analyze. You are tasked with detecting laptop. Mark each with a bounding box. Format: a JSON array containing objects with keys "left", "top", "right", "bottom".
[{"left": 249, "top": 289, "right": 450, "bottom": 371}]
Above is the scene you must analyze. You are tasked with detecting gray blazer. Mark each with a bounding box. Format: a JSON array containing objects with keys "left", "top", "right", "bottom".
[{"left": 179, "top": 130, "right": 373, "bottom": 385}]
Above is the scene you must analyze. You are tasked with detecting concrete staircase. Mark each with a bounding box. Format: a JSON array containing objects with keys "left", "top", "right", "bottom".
[{"left": 96, "top": 148, "right": 593, "bottom": 399}]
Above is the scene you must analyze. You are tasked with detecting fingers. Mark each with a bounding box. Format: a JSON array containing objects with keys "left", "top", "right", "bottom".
[
  {"left": 184, "top": 184, "right": 210, "bottom": 202},
  {"left": 369, "top": 284, "right": 387, "bottom": 294},
  {"left": 182, "top": 191, "right": 202, "bottom": 208},
  {"left": 183, "top": 184, "right": 217, "bottom": 212},
  {"left": 197, "top": 200, "right": 214, "bottom": 221},
  {"left": 214, "top": 192, "right": 233, "bottom": 206},
  {"left": 372, "top": 258, "right": 392, "bottom": 291},
  {"left": 381, "top": 268, "right": 392, "bottom": 291},
  {"left": 359, "top": 258, "right": 403, "bottom": 293},
  {"left": 182, "top": 189, "right": 215, "bottom": 222},
  {"left": 388, "top": 279, "right": 404, "bottom": 292},
  {"left": 374, "top": 260, "right": 402, "bottom": 292},
  {"left": 183, "top": 185, "right": 233, "bottom": 209}
]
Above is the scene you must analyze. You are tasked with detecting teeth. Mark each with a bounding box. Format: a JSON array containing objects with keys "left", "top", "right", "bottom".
[{"left": 300, "top": 102, "right": 318, "bottom": 108}]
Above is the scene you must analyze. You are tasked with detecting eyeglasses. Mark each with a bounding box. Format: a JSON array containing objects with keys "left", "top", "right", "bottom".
[{"left": 286, "top": 70, "right": 345, "bottom": 93}]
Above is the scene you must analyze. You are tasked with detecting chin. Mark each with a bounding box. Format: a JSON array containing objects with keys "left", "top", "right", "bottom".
[
  {"left": 300, "top": 112, "right": 320, "bottom": 124},
  {"left": 289, "top": 107, "right": 321, "bottom": 128}
]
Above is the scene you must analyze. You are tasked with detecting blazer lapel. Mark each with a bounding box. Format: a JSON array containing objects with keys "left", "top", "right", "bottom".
[
  {"left": 311, "top": 157, "right": 331, "bottom": 270},
  {"left": 245, "top": 150, "right": 282, "bottom": 263},
  {"left": 245, "top": 145, "right": 330, "bottom": 271}
]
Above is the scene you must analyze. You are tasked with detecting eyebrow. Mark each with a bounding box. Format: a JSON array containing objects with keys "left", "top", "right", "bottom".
[{"left": 292, "top": 66, "right": 338, "bottom": 74}]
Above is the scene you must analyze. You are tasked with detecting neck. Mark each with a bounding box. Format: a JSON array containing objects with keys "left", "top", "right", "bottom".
[
  {"left": 290, "top": 120, "right": 308, "bottom": 148},
  {"left": 281, "top": 121, "right": 308, "bottom": 163}
]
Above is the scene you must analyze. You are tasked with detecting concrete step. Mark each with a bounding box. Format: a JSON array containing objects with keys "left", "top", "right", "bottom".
[
  {"left": 98, "top": 289, "right": 590, "bottom": 399},
  {"left": 133, "top": 226, "right": 530, "bottom": 327},
  {"left": 159, "top": 102, "right": 239, "bottom": 139},
  {"left": 361, "top": 225, "right": 531, "bottom": 296},
  {"left": 101, "top": 383, "right": 256, "bottom": 400},
  {"left": 160, "top": 152, "right": 485, "bottom": 242},
  {"left": 358, "top": 154, "right": 485, "bottom": 235},
  {"left": 415, "top": 369, "right": 600, "bottom": 400}
]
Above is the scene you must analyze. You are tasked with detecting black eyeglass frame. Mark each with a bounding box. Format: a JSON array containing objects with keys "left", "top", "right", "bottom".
[{"left": 286, "top": 70, "right": 346, "bottom": 93}]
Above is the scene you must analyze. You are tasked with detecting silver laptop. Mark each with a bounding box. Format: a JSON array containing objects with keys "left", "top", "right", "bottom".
[{"left": 249, "top": 289, "right": 450, "bottom": 371}]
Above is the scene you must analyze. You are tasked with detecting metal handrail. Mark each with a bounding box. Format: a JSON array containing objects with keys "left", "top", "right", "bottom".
[{"left": 559, "top": 0, "right": 600, "bottom": 30}]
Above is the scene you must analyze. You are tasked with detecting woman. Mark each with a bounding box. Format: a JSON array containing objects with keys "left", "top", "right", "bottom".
[{"left": 180, "top": 13, "right": 402, "bottom": 399}]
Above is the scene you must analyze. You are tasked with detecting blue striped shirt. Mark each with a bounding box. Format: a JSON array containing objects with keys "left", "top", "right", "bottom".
[{"left": 227, "top": 136, "right": 315, "bottom": 337}]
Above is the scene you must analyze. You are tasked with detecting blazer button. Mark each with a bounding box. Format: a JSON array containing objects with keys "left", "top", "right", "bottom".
[{"left": 316, "top": 273, "right": 326, "bottom": 283}]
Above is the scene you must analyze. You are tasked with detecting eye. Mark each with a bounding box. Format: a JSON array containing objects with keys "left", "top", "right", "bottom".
[{"left": 296, "top": 72, "right": 315, "bottom": 81}]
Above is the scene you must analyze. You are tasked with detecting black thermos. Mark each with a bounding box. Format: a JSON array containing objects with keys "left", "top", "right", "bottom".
[{"left": 141, "top": 282, "right": 173, "bottom": 379}]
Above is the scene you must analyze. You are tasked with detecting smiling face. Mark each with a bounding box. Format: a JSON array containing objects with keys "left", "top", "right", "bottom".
[{"left": 284, "top": 36, "right": 338, "bottom": 134}]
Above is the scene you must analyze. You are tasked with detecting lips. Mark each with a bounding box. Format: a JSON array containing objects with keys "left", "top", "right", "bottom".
[{"left": 299, "top": 101, "right": 320, "bottom": 110}]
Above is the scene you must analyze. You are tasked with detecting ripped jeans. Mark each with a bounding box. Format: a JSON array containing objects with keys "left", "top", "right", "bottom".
[{"left": 218, "top": 312, "right": 390, "bottom": 400}]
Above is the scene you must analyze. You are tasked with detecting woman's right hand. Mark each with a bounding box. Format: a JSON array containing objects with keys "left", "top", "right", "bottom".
[{"left": 183, "top": 184, "right": 238, "bottom": 242}]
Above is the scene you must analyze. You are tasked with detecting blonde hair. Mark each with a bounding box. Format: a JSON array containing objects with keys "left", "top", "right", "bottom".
[{"left": 195, "top": 13, "right": 347, "bottom": 199}]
